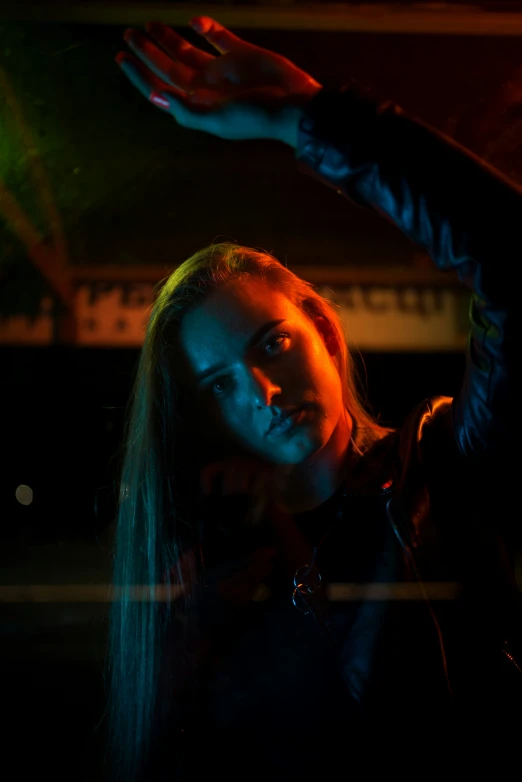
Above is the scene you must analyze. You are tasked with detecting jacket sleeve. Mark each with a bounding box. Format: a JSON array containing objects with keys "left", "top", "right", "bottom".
[{"left": 295, "top": 83, "right": 521, "bottom": 466}]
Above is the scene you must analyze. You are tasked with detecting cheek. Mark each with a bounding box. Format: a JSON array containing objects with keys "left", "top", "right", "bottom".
[
  {"left": 217, "top": 401, "right": 254, "bottom": 442},
  {"left": 315, "top": 354, "right": 343, "bottom": 401},
  {"left": 300, "top": 342, "right": 334, "bottom": 387}
]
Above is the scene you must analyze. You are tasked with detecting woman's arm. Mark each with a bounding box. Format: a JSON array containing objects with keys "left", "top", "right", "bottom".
[
  {"left": 115, "top": 18, "right": 519, "bottom": 466},
  {"left": 295, "top": 84, "right": 521, "bottom": 467}
]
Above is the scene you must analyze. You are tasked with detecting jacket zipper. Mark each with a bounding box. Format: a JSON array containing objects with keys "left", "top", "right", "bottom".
[{"left": 385, "top": 498, "right": 454, "bottom": 702}]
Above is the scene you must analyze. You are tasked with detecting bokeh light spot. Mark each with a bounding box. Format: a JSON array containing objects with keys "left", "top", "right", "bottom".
[{"left": 16, "top": 484, "right": 33, "bottom": 505}]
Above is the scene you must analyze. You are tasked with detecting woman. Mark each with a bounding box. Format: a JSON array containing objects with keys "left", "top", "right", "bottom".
[{"left": 104, "top": 16, "right": 522, "bottom": 782}]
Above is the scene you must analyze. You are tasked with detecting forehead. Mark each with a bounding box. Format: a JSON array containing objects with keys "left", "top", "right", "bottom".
[
  {"left": 178, "top": 279, "right": 299, "bottom": 367},
  {"left": 182, "top": 278, "right": 296, "bottom": 340}
]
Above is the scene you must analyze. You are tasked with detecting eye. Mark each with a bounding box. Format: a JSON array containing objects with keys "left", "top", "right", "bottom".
[
  {"left": 263, "top": 333, "right": 289, "bottom": 354},
  {"left": 209, "top": 334, "right": 289, "bottom": 396},
  {"left": 211, "top": 376, "right": 230, "bottom": 395}
]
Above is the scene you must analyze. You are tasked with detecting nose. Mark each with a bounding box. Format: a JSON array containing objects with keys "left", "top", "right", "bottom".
[{"left": 250, "top": 366, "right": 282, "bottom": 407}]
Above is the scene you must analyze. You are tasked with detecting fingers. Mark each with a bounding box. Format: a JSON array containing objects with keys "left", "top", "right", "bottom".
[
  {"left": 115, "top": 51, "right": 204, "bottom": 130},
  {"left": 115, "top": 51, "right": 171, "bottom": 100},
  {"left": 145, "top": 20, "right": 214, "bottom": 71},
  {"left": 114, "top": 52, "right": 175, "bottom": 105},
  {"left": 189, "top": 16, "right": 246, "bottom": 56},
  {"left": 123, "top": 28, "right": 196, "bottom": 94},
  {"left": 117, "top": 25, "right": 227, "bottom": 131}
]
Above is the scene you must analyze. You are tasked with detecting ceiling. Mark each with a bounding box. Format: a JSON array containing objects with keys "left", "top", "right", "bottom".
[{"left": 2, "top": 2, "right": 522, "bottom": 317}]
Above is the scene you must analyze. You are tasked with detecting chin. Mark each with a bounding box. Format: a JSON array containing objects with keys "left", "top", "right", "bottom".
[{"left": 276, "top": 437, "right": 321, "bottom": 465}]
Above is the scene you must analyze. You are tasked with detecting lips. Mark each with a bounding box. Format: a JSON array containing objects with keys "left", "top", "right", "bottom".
[{"left": 267, "top": 406, "right": 304, "bottom": 436}]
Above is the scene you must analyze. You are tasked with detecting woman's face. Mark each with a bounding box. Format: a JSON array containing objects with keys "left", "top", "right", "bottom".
[{"left": 178, "top": 277, "right": 347, "bottom": 465}]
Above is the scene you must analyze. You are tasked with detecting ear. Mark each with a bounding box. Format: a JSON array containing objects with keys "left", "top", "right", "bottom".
[{"left": 313, "top": 315, "right": 340, "bottom": 357}]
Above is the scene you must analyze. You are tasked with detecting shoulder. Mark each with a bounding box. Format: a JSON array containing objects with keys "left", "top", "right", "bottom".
[
  {"left": 398, "top": 396, "right": 457, "bottom": 466},
  {"left": 392, "top": 396, "right": 480, "bottom": 511}
]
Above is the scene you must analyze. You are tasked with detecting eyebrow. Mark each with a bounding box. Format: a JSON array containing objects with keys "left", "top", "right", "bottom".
[{"left": 195, "top": 318, "right": 287, "bottom": 384}]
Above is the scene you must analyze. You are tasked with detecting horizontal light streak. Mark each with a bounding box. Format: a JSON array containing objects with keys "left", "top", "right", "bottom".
[{"left": 0, "top": 582, "right": 461, "bottom": 602}]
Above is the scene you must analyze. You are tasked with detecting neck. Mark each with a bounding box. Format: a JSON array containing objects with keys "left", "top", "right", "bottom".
[{"left": 273, "top": 409, "right": 354, "bottom": 515}]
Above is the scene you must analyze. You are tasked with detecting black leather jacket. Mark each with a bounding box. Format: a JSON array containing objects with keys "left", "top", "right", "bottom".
[{"left": 294, "top": 83, "right": 522, "bottom": 719}]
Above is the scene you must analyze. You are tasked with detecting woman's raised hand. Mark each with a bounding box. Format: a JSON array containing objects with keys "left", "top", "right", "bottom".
[{"left": 115, "top": 16, "right": 322, "bottom": 143}]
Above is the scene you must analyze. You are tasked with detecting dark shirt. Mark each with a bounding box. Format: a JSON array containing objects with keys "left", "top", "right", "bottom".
[{"left": 172, "top": 477, "right": 457, "bottom": 779}]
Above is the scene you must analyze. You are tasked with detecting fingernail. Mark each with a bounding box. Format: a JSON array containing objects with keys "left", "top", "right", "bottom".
[
  {"left": 123, "top": 27, "right": 133, "bottom": 42},
  {"left": 150, "top": 92, "right": 170, "bottom": 108},
  {"left": 114, "top": 52, "right": 126, "bottom": 65}
]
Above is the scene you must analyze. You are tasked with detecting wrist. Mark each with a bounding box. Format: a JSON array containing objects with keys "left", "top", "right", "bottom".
[
  {"left": 275, "top": 104, "right": 306, "bottom": 149},
  {"left": 275, "top": 85, "right": 323, "bottom": 149}
]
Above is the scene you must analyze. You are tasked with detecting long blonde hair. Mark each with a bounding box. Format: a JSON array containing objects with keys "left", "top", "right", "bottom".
[{"left": 102, "top": 242, "right": 392, "bottom": 781}]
